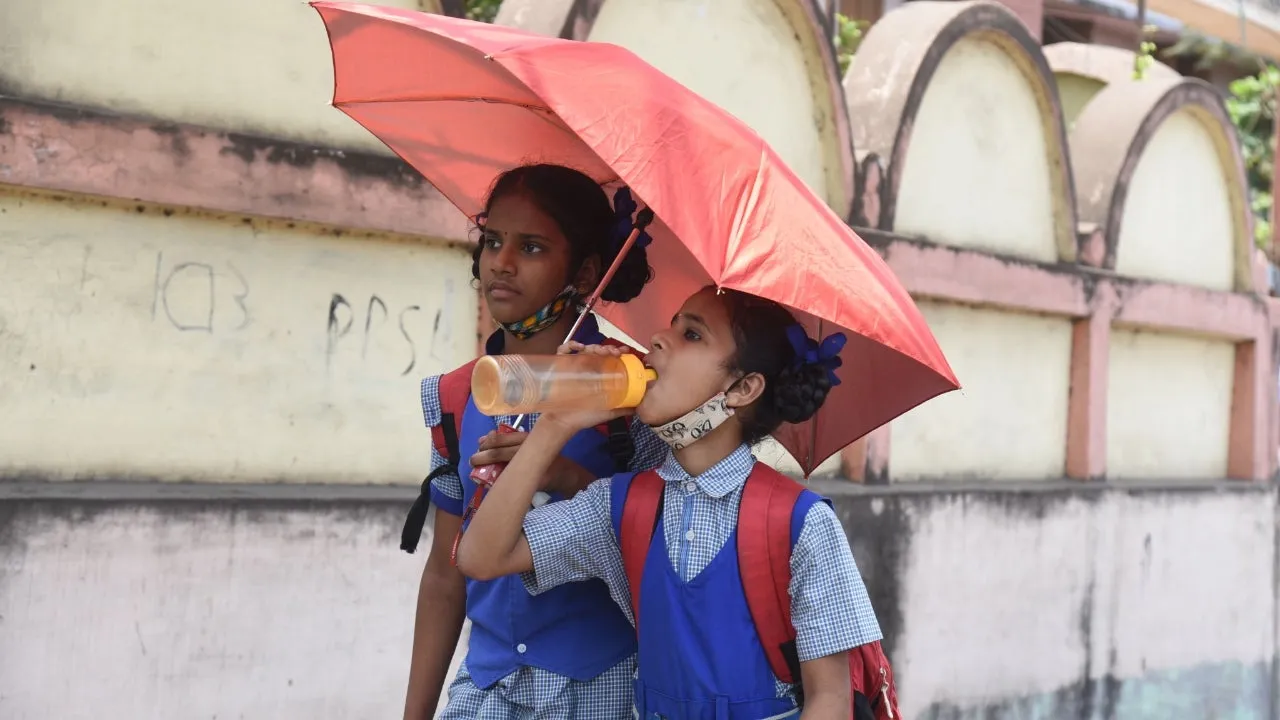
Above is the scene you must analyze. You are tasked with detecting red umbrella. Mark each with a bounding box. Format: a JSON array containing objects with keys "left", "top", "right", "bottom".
[{"left": 311, "top": 2, "right": 959, "bottom": 475}]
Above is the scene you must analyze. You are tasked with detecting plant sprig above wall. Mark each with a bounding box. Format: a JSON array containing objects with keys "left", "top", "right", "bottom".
[
  {"left": 1166, "top": 33, "right": 1278, "bottom": 251},
  {"left": 834, "top": 13, "right": 867, "bottom": 76},
  {"left": 1225, "top": 66, "right": 1279, "bottom": 250}
]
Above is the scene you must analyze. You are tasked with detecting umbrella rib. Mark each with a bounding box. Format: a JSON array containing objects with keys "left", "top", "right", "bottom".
[{"left": 335, "top": 95, "right": 554, "bottom": 113}]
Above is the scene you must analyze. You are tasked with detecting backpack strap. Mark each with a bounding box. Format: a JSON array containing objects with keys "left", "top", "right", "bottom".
[
  {"left": 400, "top": 359, "right": 479, "bottom": 554},
  {"left": 851, "top": 640, "right": 900, "bottom": 719},
  {"left": 737, "top": 463, "right": 821, "bottom": 687},
  {"left": 611, "top": 470, "right": 663, "bottom": 629},
  {"left": 603, "top": 417, "right": 635, "bottom": 472},
  {"left": 431, "top": 359, "right": 479, "bottom": 463},
  {"left": 598, "top": 338, "right": 640, "bottom": 472}
]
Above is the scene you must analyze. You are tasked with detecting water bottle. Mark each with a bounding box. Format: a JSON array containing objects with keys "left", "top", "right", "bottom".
[{"left": 470, "top": 353, "right": 657, "bottom": 417}]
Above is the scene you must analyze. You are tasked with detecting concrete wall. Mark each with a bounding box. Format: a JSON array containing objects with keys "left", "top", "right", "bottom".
[
  {"left": 5, "top": 480, "right": 1271, "bottom": 719},
  {"left": 2, "top": 1, "right": 1278, "bottom": 718},
  {"left": 1, "top": 190, "right": 472, "bottom": 485},
  {"left": 1106, "top": 329, "right": 1235, "bottom": 479},
  {"left": 0, "top": 0, "right": 442, "bottom": 151},
  {"left": 852, "top": 481, "right": 1278, "bottom": 719},
  {"left": 0, "top": 488, "right": 469, "bottom": 719},
  {"left": 894, "top": 35, "right": 1059, "bottom": 263},
  {"left": 890, "top": 303, "right": 1072, "bottom": 481},
  {"left": 586, "top": 0, "right": 854, "bottom": 218},
  {"left": 1114, "top": 109, "right": 1237, "bottom": 292}
]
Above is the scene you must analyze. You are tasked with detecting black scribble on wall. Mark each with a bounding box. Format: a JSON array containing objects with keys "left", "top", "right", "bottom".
[
  {"left": 326, "top": 293, "right": 353, "bottom": 370},
  {"left": 150, "top": 252, "right": 249, "bottom": 333},
  {"left": 226, "top": 261, "right": 251, "bottom": 330},
  {"left": 152, "top": 253, "right": 215, "bottom": 333},
  {"left": 362, "top": 295, "right": 388, "bottom": 359},
  {"left": 429, "top": 309, "right": 443, "bottom": 361},
  {"left": 399, "top": 305, "right": 421, "bottom": 376}
]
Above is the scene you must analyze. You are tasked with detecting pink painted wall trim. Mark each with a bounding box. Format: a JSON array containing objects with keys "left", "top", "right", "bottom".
[{"left": 0, "top": 98, "right": 469, "bottom": 241}]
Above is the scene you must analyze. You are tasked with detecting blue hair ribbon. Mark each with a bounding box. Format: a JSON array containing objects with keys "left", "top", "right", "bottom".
[
  {"left": 785, "top": 324, "right": 847, "bottom": 387},
  {"left": 611, "top": 187, "right": 653, "bottom": 251}
]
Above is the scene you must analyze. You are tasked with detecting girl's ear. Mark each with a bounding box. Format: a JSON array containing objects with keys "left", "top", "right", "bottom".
[
  {"left": 573, "top": 254, "right": 601, "bottom": 295},
  {"left": 726, "top": 372, "right": 766, "bottom": 410}
]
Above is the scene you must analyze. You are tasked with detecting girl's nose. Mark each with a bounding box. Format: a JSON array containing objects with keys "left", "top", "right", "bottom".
[
  {"left": 649, "top": 332, "right": 665, "bottom": 351},
  {"left": 492, "top": 242, "right": 518, "bottom": 275}
]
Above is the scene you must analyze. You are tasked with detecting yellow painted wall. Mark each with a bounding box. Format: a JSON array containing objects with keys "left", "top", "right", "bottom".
[
  {"left": 0, "top": 0, "right": 438, "bottom": 152},
  {"left": 1055, "top": 73, "right": 1105, "bottom": 127},
  {"left": 1115, "top": 110, "right": 1238, "bottom": 292},
  {"left": 895, "top": 36, "right": 1060, "bottom": 262},
  {"left": 890, "top": 302, "right": 1072, "bottom": 480},
  {"left": 588, "top": 0, "right": 843, "bottom": 209},
  {"left": 1106, "top": 328, "right": 1234, "bottom": 478},
  {"left": 0, "top": 190, "right": 474, "bottom": 484}
]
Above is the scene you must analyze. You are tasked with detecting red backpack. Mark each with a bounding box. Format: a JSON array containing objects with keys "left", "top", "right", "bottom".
[
  {"left": 617, "top": 463, "right": 901, "bottom": 719},
  {"left": 400, "top": 340, "right": 638, "bottom": 554}
]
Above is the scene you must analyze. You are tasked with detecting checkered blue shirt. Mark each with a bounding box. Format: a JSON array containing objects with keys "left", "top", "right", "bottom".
[
  {"left": 520, "top": 444, "right": 883, "bottom": 702},
  {"left": 419, "top": 374, "right": 666, "bottom": 719},
  {"left": 437, "top": 656, "right": 636, "bottom": 720}
]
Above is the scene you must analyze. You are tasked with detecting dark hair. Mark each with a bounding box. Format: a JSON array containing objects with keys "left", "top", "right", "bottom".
[
  {"left": 721, "top": 290, "right": 833, "bottom": 445},
  {"left": 471, "top": 164, "right": 652, "bottom": 303}
]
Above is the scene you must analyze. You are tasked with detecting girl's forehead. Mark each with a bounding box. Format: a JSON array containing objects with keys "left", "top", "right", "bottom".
[
  {"left": 679, "top": 289, "right": 731, "bottom": 325},
  {"left": 487, "top": 194, "right": 560, "bottom": 232}
]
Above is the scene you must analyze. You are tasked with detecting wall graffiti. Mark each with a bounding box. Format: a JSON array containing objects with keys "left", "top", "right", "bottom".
[
  {"left": 148, "top": 251, "right": 457, "bottom": 378},
  {"left": 150, "top": 251, "right": 249, "bottom": 333},
  {"left": 325, "top": 283, "right": 453, "bottom": 377}
]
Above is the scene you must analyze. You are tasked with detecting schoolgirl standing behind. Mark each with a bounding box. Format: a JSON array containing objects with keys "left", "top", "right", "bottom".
[
  {"left": 458, "top": 287, "right": 885, "bottom": 720},
  {"left": 402, "top": 164, "right": 666, "bottom": 720}
]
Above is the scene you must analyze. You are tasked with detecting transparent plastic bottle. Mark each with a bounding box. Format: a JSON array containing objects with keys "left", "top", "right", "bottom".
[{"left": 471, "top": 353, "right": 657, "bottom": 417}]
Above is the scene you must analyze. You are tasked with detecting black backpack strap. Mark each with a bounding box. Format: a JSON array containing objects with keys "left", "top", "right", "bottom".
[
  {"left": 439, "top": 411, "right": 461, "bottom": 463},
  {"left": 605, "top": 417, "right": 634, "bottom": 472},
  {"left": 400, "top": 411, "right": 460, "bottom": 553},
  {"left": 784, "top": 642, "right": 804, "bottom": 709}
]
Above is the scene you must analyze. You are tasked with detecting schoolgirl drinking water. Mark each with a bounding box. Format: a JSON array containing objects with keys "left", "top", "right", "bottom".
[
  {"left": 402, "top": 164, "right": 666, "bottom": 720},
  {"left": 457, "top": 287, "right": 885, "bottom": 720}
]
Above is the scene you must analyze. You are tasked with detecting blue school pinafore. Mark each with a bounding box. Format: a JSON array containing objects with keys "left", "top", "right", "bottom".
[
  {"left": 611, "top": 473, "right": 822, "bottom": 720},
  {"left": 454, "top": 394, "right": 637, "bottom": 687},
  {"left": 445, "top": 314, "right": 638, "bottom": 691}
]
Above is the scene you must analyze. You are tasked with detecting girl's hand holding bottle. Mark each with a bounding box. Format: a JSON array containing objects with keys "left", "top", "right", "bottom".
[
  {"left": 470, "top": 430, "right": 597, "bottom": 496},
  {"left": 535, "top": 341, "right": 638, "bottom": 436}
]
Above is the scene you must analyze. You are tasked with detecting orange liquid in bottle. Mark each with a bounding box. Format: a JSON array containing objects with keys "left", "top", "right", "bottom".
[{"left": 471, "top": 353, "right": 656, "bottom": 416}]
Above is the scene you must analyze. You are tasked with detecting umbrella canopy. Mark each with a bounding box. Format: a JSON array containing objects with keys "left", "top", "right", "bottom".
[{"left": 311, "top": 2, "right": 959, "bottom": 474}]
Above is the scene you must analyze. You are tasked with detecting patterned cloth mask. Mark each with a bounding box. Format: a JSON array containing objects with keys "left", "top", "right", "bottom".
[
  {"left": 499, "top": 285, "right": 579, "bottom": 340},
  {"left": 653, "top": 392, "right": 735, "bottom": 451}
]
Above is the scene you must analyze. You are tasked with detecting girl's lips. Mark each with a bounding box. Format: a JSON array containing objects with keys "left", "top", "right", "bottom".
[{"left": 486, "top": 282, "right": 519, "bottom": 300}]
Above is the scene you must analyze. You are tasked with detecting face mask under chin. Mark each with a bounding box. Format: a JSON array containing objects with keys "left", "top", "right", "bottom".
[
  {"left": 499, "top": 285, "right": 578, "bottom": 340},
  {"left": 651, "top": 392, "right": 736, "bottom": 451}
]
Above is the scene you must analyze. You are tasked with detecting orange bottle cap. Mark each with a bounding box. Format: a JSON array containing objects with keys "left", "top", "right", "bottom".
[{"left": 617, "top": 353, "right": 657, "bottom": 408}]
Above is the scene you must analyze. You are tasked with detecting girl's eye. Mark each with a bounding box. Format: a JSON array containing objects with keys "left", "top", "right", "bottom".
[
  {"left": 683, "top": 328, "right": 701, "bottom": 342},
  {"left": 522, "top": 242, "right": 544, "bottom": 254},
  {"left": 482, "top": 235, "right": 501, "bottom": 250}
]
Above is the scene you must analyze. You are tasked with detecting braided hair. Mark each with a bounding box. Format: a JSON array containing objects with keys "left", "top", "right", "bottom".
[{"left": 719, "top": 290, "right": 834, "bottom": 445}]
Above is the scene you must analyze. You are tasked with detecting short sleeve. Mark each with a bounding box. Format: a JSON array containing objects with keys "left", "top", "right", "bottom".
[
  {"left": 427, "top": 446, "right": 464, "bottom": 516},
  {"left": 420, "top": 375, "right": 463, "bottom": 516},
  {"left": 521, "top": 478, "right": 636, "bottom": 625},
  {"left": 627, "top": 422, "right": 669, "bottom": 472},
  {"left": 420, "top": 375, "right": 443, "bottom": 428},
  {"left": 789, "top": 502, "right": 883, "bottom": 662}
]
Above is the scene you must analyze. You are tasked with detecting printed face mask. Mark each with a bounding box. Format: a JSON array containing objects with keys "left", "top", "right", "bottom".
[
  {"left": 653, "top": 392, "right": 735, "bottom": 451},
  {"left": 500, "top": 285, "right": 578, "bottom": 340}
]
